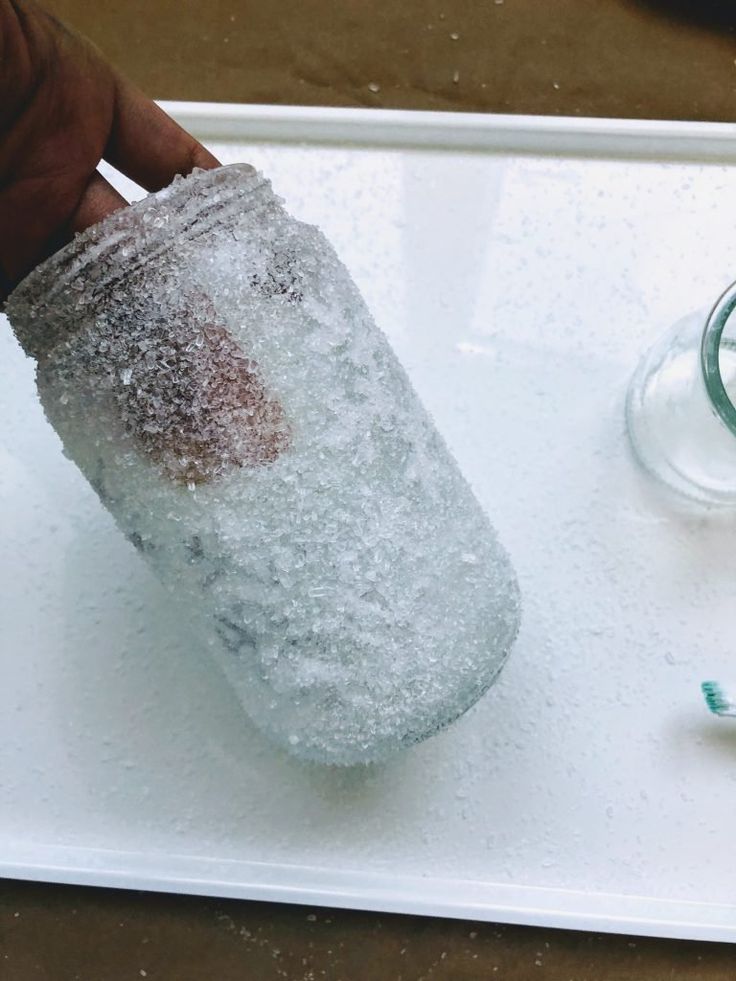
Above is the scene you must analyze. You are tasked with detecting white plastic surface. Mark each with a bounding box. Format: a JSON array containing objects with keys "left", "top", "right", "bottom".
[{"left": 3, "top": 104, "right": 736, "bottom": 941}]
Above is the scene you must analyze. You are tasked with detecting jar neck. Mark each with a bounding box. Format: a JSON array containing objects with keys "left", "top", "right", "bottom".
[{"left": 5, "top": 164, "right": 277, "bottom": 361}]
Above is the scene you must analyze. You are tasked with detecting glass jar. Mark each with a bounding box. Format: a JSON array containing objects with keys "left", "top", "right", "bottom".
[
  {"left": 5, "top": 164, "right": 520, "bottom": 764},
  {"left": 626, "top": 279, "right": 736, "bottom": 507}
]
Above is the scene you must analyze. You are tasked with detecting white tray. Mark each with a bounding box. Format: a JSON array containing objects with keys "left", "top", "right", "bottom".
[{"left": 3, "top": 103, "right": 736, "bottom": 943}]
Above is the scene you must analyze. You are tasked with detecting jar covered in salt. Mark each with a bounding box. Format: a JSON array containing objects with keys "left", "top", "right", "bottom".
[{"left": 5, "top": 164, "right": 520, "bottom": 764}]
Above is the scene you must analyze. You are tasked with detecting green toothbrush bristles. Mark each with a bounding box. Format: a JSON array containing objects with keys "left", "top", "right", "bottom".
[{"left": 701, "top": 681, "right": 733, "bottom": 716}]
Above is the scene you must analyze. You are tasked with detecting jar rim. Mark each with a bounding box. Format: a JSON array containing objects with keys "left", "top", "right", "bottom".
[
  {"left": 4, "top": 163, "right": 269, "bottom": 359},
  {"left": 701, "top": 278, "right": 736, "bottom": 438}
]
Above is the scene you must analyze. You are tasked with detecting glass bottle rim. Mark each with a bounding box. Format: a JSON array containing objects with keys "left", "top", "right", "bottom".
[{"left": 701, "top": 278, "right": 736, "bottom": 438}]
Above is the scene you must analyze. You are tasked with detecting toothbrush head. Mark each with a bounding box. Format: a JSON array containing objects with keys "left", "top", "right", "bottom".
[{"left": 701, "top": 680, "right": 736, "bottom": 717}]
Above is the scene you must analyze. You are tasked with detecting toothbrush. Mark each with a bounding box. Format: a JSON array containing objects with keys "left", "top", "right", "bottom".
[{"left": 701, "top": 681, "right": 736, "bottom": 718}]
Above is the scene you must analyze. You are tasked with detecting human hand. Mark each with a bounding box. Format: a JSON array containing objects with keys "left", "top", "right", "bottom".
[{"left": 0, "top": 0, "right": 220, "bottom": 301}]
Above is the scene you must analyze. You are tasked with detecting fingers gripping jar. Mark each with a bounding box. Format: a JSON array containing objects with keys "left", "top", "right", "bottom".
[{"left": 6, "top": 165, "right": 521, "bottom": 764}]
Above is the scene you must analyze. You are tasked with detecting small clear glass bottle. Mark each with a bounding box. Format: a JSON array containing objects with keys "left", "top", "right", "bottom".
[
  {"left": 6, "top": 164, "right": 520, "bottom": 764},
  {"left": 626, "top": 280, "right": 736, "bottom": 507}
]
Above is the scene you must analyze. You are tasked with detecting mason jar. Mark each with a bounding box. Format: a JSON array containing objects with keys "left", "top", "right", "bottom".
[{"left": 5, "top": 163, "right": 520, "bottom": 764}]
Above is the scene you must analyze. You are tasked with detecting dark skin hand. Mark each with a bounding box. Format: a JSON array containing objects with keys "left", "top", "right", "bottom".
[{"left": 0, "top": 0, "right": 220, "bottom": 301}]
